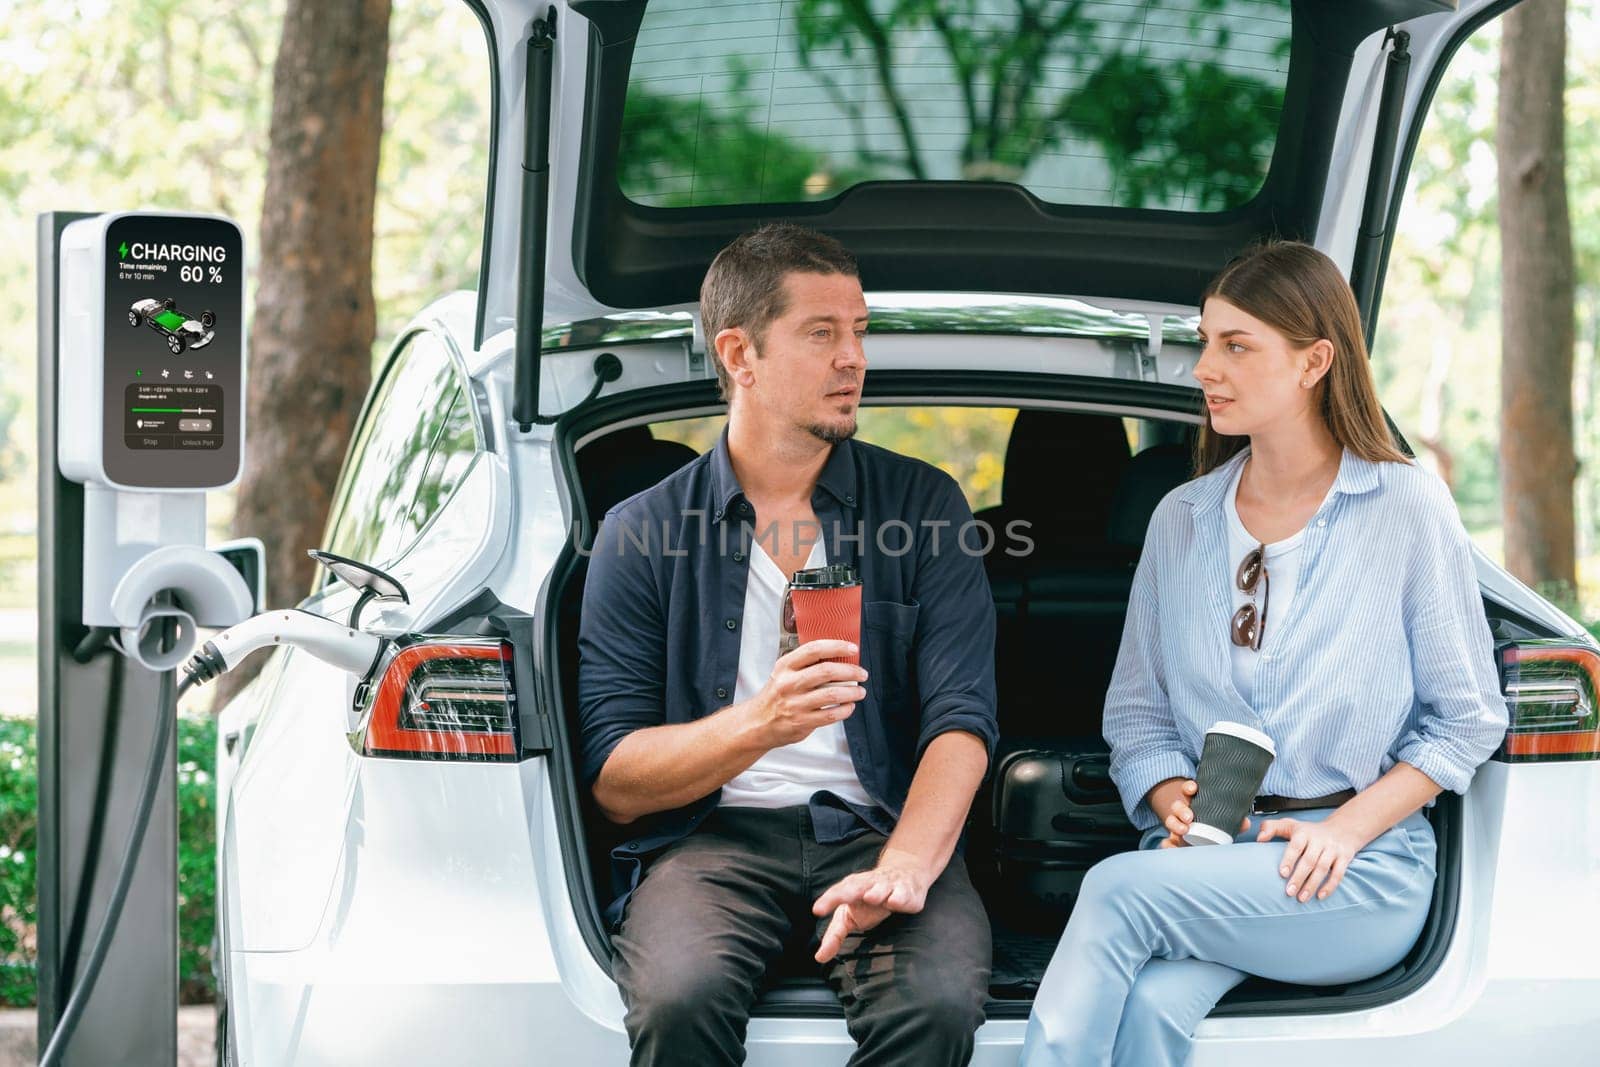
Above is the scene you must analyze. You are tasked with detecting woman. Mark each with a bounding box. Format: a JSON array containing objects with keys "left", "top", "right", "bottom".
[{"left": 1019, "top": 241, "right": 1508, "bottom": 1066}]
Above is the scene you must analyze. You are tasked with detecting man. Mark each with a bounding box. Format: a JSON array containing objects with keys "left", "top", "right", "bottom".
[{"left": 578, "top": 223, "right": 998, "bottom": 1066}]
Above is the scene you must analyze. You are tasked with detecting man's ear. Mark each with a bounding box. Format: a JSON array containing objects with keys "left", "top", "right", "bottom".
[{"left": 715, "top": 327, "right": 759, "bottom": 391}]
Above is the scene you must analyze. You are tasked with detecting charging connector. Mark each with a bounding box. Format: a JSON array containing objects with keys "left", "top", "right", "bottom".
[{"left": 183, "top": 609, "right": 386, "bottom": 687}]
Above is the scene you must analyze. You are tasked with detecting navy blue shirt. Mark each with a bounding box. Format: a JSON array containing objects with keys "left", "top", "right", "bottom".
[{"left": 577, "top": 427, "right": 999, "bottom": 925}]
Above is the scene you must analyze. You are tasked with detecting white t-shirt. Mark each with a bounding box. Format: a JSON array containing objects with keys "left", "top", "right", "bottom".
[
  {"left": 1225, "top": 461, "right": 1319, "bottom": 708},
  {"left": 718, "top": 537, "right": 873, "bottom": 810}
]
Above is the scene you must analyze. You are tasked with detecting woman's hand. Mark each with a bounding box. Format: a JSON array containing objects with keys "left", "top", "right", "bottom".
[
  {"left": 1255, "top": 817, "right": 1370, "bottom": 902},
  {"left": 1148, "top": 778, "right": 1249, "bottom": 848}
]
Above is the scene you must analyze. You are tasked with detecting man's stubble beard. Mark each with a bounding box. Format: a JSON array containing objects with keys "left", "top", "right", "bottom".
[{"left": 803, "top": 417, "right": 858, "bottom": 446}]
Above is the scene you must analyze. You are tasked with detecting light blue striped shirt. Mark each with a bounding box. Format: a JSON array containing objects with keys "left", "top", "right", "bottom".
[{"left": 1105, "top": 448, "right": 1509, "bottom": 831}]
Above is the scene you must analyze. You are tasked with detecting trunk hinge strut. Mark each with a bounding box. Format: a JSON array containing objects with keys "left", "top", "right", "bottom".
[
  {"left": 513, "top": 9, "right": 558, "bottom": 432},
  {"left": 1350, "top": 27, "right": 1412, "bottom": 343}
]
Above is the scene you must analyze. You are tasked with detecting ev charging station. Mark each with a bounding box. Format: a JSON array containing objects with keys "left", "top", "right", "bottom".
[{"left": 37, "top": 210, "right": 252, "bottom": 1065}]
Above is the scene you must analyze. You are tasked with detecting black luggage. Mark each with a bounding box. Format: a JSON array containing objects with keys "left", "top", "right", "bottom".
[{"left": 990, "top": 745, "right": 1140, "bottom": 922}]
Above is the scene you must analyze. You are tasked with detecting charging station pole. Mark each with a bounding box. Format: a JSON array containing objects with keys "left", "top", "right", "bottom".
[
  {"left": 36, "top": 211, "right": 177, "bottom": 1066},
  {"left": 38, "top": 204, "right": 250, "bottom": 1065}
]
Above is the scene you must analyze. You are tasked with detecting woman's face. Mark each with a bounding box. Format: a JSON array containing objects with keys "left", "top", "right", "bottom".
[{"left": 1193, "top": 297, "right": 1325, "bottom": 439}]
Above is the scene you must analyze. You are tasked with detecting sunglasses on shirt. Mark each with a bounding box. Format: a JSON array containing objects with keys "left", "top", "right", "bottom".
[{"left": 1231, "top": 544, "right": 1269, "bottom": 651}]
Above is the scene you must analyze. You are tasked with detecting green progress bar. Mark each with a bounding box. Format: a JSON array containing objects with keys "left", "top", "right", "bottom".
[{"left": 131, "top": 407, "right": 183, "bottom": 413}]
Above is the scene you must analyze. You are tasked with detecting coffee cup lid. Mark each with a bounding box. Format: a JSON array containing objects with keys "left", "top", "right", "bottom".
[
  {"left": 1205, "top": 720, "right": 1276, "bottom": 756},
  {"left": 789, "top": 564, "right": 861, "bottom": 588}
]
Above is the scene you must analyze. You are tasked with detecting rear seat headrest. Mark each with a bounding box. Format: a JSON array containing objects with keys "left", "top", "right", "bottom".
[
  {"left": 998, "top": 410, "right": 1131, "bottom": 537},
  {"left": 577, "top": 427, "right": 699, "bottom": 525},
  {"left": 1107, "top": 444, "right": 1193, "bottom": 548}
]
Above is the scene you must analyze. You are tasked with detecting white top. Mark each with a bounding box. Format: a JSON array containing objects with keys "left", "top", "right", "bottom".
[
  {"left": 719, "top": 537, "right": 873, "bottom": 810},
  {"left": 1225, "top": 460, "right": 1319, "bottom": 709}
]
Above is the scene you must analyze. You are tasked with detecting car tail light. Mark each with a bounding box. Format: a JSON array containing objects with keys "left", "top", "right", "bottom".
[
  {"left": 360, "top": 638, "right": 518, "bottom": 761},
  {"left": 1498, "top": 640, "right": 1600, "bottom": 760}
]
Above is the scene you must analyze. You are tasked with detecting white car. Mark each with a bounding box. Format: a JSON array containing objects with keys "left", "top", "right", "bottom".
[{"left": 213, "top": 0, "right": 1600, "bottom": 1063}]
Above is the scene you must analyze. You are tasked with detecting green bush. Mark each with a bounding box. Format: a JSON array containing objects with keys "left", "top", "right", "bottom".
[
  {"left": 0, "top": 717, "right": 37, "bottom": 1007},
  {"left": 177, "top": 714, "right": 217, "bottom": 1004},
  {"left": 0, "top": 714, "right": 217, "bottom": 1006}
]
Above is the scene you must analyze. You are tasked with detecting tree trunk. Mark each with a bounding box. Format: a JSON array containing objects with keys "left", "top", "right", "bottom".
[
  {"left": 219, "top": 0, "right": 391, "bottom": 706},
  {"left": 1498, "top": 0, "right": 1576, "bottom": 598}
]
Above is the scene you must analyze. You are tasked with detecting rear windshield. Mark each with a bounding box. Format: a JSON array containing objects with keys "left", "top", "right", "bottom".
[{"left": 619, "top": 0, "right": 1292, "bottom": 213}]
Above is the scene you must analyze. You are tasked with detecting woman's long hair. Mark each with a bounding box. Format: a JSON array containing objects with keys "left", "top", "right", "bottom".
[{"left": 1194, "top": 241, "right": 1410, "bottom": 476}]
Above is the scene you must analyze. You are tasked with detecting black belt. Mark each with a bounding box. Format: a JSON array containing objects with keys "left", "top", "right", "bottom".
[{"left": 1251, "top": 789, "right": 1356, "bottom": 815}]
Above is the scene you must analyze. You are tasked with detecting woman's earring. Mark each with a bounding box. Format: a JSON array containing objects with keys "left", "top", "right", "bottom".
[{"left": 1301, "top": 378, "right": 1310, "bottom": 388}]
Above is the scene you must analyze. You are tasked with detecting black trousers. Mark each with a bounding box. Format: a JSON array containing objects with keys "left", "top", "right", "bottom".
[{"left": 611, "top": 805, "right": 992, "bottom": 1067}]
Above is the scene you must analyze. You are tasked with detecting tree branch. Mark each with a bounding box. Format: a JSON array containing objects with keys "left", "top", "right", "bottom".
[
  {"left": 806, "top": 62, "right": 881, "bottom": 172},
  {"left": 229, "top": 10, "right": 266, "bottom": 82},
  {"left": 841, "top": 0, "right": 926, "bottom": 179},
  {"left": 927, "top": 8, "right": 982, "bottom": 167}
]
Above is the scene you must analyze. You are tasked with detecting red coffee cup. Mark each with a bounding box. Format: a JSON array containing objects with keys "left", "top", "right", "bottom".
[{"left": 779, "top": 564, "right": 862, "bottom": 666}]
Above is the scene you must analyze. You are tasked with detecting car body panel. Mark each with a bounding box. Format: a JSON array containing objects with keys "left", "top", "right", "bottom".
[
  {"left": 223, "top": 646, "right": 363, "bottom": 952},
  {"left": 224, "top": 760, "right": 621, "bottom": 1066}
]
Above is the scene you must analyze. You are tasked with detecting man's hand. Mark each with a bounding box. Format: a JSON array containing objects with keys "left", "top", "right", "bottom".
[
  {"left": 1148, "top": 778, "right": 1250, "bottom": 848},
  {"left": 1255, "top": 816, "right": 1370, "bottom": 902},
  {"left": 743, "top": 640, "right": 868, "bottom": 749},
  {"left": 811, "top": 852, "right": 932, "bottom": 963}
]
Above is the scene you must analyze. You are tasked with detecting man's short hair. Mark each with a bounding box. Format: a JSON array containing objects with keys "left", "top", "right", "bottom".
[{"left": 699, "top": 223, "right": 860, "bottom": 401}]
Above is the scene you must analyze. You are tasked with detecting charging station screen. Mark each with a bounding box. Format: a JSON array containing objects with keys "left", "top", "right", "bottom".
[{"left": 102, "top": 215, "right": 243, "bottom": 489}]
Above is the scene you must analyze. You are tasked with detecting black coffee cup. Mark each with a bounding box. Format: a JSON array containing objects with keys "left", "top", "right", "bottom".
[{"left": 1184, "top": 721, "right": 1276, "bottom": 846}]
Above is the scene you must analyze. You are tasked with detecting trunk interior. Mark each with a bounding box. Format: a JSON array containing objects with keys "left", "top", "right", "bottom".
[{"left": 546, "top": 393, "right": 1462, "bottom": 1019}]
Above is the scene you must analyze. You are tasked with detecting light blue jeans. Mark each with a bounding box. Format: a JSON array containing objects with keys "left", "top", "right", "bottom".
[{"left": 1019, "top": 806, "right": 1437, "bottom": 1067}]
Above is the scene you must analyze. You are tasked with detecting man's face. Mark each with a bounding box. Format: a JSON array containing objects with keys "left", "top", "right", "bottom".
[{"left": 728, "top": 271, "right": 869, "bottom": 445}]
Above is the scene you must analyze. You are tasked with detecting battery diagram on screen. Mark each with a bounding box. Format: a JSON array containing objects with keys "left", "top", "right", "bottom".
[{"left": 128, "top": 297, "right": 216, "bottom": 354}]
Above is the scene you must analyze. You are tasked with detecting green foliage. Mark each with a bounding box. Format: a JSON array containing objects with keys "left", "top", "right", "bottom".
[
  {"left": 372, "top": 1, "right": 492, "bottom": 350},
  {"left": 620, "top": 81, "right": 868, "bottom": 206},
  {"left": 855, "top": 407, "right": 1015, "bottom": 510},
  {"left": 176, "top": 714, "right": 217, "bottom": 1003},
  {"left": 0, "top": 714, "right": 218, "bottom": 1006},
  {"left": 1065, "top": 54, "right": 1281, "bottom": 210},
  {"left": 0, "top": 718, "right": 37, "bottom": 1007}
]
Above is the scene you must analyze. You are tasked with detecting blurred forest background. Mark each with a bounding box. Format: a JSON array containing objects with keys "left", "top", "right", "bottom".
[{"left": 0, "top": 0, "right": 1596, "bottom": 1008}]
